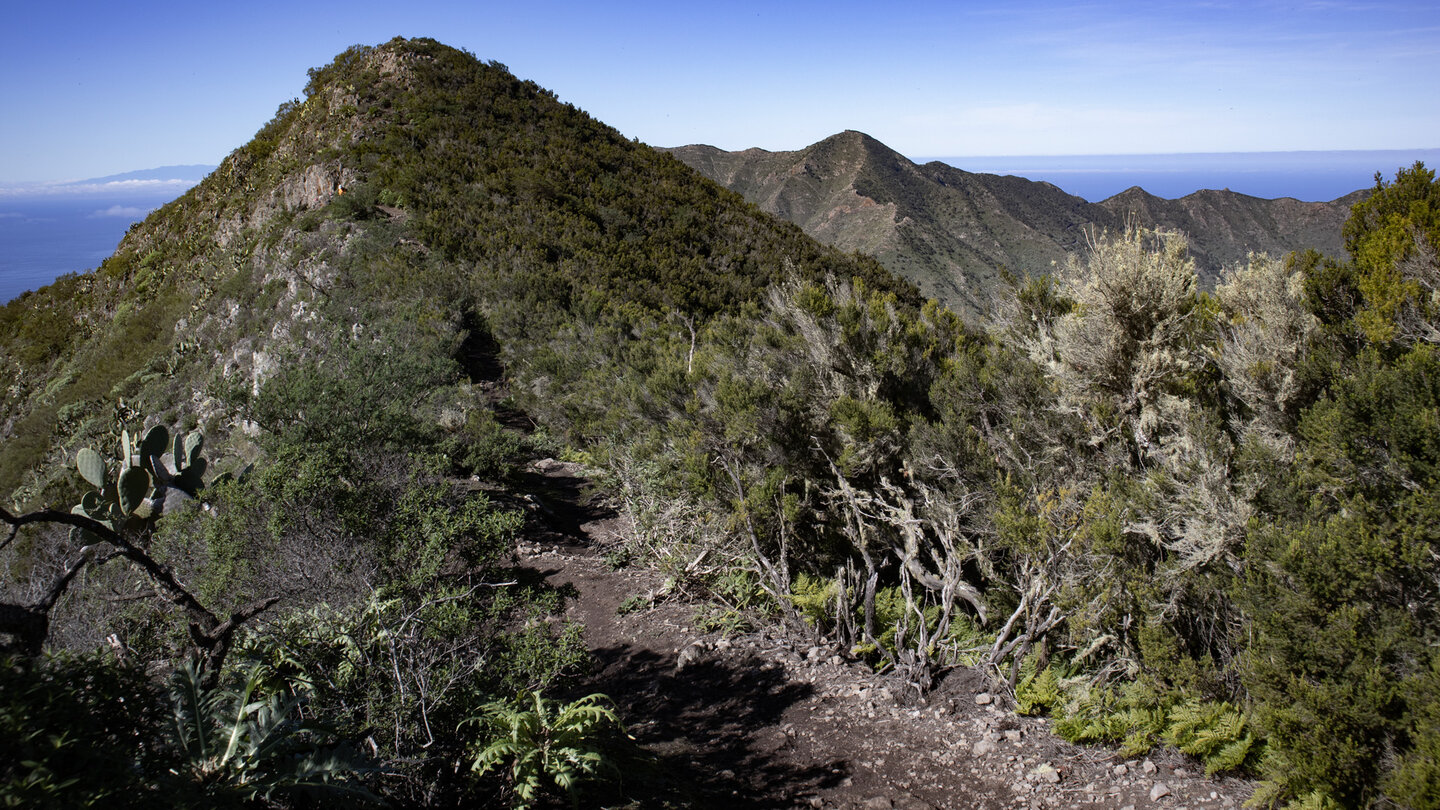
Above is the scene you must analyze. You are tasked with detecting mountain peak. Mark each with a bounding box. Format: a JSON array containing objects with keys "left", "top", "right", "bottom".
[
  {"left": 808, "top": 130, "right": 904, "bottom": 164},
  {"left": 670, "top": 134, "right": 1359, "bottom": 316}
]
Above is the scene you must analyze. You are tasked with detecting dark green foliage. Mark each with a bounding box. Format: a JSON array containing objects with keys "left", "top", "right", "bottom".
[
  {"left": 164, "top": 660, "right": 380, "bottom": 806},
  {"left": 1345, "top": 163, "right": 1440, "bottom": 275},
  {"left": 0, "top": 652, "right": 379, "bottom": 809},
  {"left": 329, "top": 181, "right": 380, "bottom": 221},
  {"left": 245, "top": 581, "right": 588, "bottom": 805},
  {"left": 1330, "top": 162, "right": 1440, "bottom": 346},
  {"left": 245, "top": 318, "right": 459, "bottom": 452},
  {"left": 385, "top": 478, "right": 523, "bottom": 590},
  {"left": 0, "top": 653, "right": 168, "bottom": 808},
  {"left": 1386, "top": 653, "right": 1440, "bottom": 809},
  {"left": 443, "top": 408, "right": 525, "bottom": 480},
  {"left": 1230, "top": 167, "right": 1440, "bottom": 807}
]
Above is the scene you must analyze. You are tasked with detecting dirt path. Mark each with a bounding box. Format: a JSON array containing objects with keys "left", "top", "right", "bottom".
[{"left": 515, "top": 460, "right": 1256, "bottom": 810}]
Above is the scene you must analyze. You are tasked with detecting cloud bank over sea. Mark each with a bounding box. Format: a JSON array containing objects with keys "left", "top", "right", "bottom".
[
  {"left": 0, "top": 177, "right": 203, "bottom": 198},
  {"left": 0, "top": 165, "right": 214, "bottom": 198},
  {"left": 0, "top": 165, "right": 214, "bottom": 302},
  {"left": 90, "top": 204, "right": 153, "bottom": 218}
]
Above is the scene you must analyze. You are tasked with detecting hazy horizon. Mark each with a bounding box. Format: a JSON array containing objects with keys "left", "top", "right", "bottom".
[
  {"left": 8, "top": 148, "right": 1435, "bottom": 192},
  {"left": 919, "top": 148, "right": 1440, "bottom": 202}
]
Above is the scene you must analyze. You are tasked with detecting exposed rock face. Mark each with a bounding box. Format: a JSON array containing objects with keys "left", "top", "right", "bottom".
[{"left": 267, "top": 162, "right": 358, "bottom": 217}]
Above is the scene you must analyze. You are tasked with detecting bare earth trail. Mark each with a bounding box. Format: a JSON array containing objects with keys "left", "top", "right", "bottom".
[{"left": 514, "top": 460, "right": 1256, "bottom": 810}]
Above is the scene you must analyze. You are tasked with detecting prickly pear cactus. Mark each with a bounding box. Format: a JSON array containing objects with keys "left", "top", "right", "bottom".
[{"left": 71, "top": 424, "right": 212, "bottom": 543}]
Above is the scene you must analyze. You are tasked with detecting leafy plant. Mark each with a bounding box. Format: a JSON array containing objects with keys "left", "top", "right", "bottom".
[
  {"left": 692, "top": 604, "right": 752, "bottom": 636},
  {"left": 71, "top": 424, "right": 210, "bottom": 541},
  {"left": 467, "top": 691, "right": 628, "bottom": 809},
  {"left": 602, "top": 544, "right": 636, "bottom": 571},
  {"left": 616, "top": 594, "right": 650, "bottom": 615},
  {"left": 1014, "top": 655, "right": 1064, "bottom": 716},
  {"left": 167, "top": 659, "right": 379, "bottom": 805},
  {"left": 1045, "top": 675, "right": 1262, "bottom": 775},
  {"left": 785, "top": 572, "right": 838, "bottom": 627},
  {"left": 0, "top": 653, "right": 167, "bottom": 808}
]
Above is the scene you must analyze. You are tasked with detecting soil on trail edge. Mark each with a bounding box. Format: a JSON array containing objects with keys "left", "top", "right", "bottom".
[{"left": 515, "top": 459, "right": 1256, "bottom": 810}]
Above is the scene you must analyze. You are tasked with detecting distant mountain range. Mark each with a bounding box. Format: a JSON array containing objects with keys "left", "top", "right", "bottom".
[
  {"left": 62, "top": 165, "right": 215, "bottom": 186},
  {"left": 0, "top": 165, "right": 215, "bottom": 197},
  {"left": 668, "top": 132, "right": 1365, "bottom": 319}
]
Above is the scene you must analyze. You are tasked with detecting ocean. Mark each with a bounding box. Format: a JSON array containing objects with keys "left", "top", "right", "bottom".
[
  {"left": 918, "top": 149, "right": 1440, "bottom": 203},
  {"left": 0, "top": 193, "right": 171, "bottom": 304}
]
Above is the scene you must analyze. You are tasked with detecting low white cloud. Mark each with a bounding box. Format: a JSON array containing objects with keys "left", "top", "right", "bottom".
[
  {"left": 90, "top": 205, "right": 153, "bottom": 218},
  {"left": 0, "top": 178, "right": 197, "bottom": 197},
  {"left": 89, "top": 178, "right": 195, "bottom": 191}
]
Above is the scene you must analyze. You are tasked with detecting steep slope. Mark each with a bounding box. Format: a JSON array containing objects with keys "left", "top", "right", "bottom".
[
  {"left": 670, "top": 133, "right": 1360, "bottom": 318},
  {"left": 0, "top": 40, "right": 912, "bottom": 503},
  {"left": 1098, "top": 185, "right": 1364, "bottom": 275},
  {"left": 0, "top": 38, "right": 933, "bottom": 806},
  {"left": 671, "top": 131, "right": 1101, "bottom": 319}
]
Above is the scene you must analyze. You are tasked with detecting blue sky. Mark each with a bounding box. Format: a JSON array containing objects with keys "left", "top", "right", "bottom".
[{"left": 2, "top": 0, "right": 1437, "bottom": 183}]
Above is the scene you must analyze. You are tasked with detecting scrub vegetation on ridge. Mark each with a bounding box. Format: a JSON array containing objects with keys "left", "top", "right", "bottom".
[{"left": 0, "top": 38, "right": 1436, "bottom": 810}]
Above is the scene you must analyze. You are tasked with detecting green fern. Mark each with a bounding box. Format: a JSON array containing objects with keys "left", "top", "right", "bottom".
[
  {"left": 1165, "top": 698, "right": 1221, "bottom": 750},
  {"left": 1283, "top": 789, "right": 1343, "bottom": 810},
  {"left": 1205, "top": 733, "right": 1256, "bottom": 775},
  {"left": 1015, "top": 657, "right": 1063, "bottom": 716},
  {"left": 468, "top": 691, "right": 628, "bottom": 809},
  {"left": 1163, "top": 699, "right": 1257, "bottom": 774},
  {"left": 1054, "top": 687, "right": 1115, "bottom": 743},
  {"left": 1048, "top": 677, "right": 1260, "bottom": 774},
  {"left": 1249, "top": 779, "right": 1288, "bottom": 809},
  {"left": 784, "top": 573, "right": 838, "bottom": 628}
]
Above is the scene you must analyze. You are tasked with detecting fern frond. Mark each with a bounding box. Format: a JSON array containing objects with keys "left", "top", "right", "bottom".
[
  {"left": 1284, "top": 790, "right": 1342, "bottom": 810},
  {"left": 1186, "top": 708, "right": 1246, "bottom": 758},
  {"left": 1204, "top": 732, "right": 1254, "bottom": 775},
  {"left": 1016, "top": 660, "right": 1063, "bottom": 715},
  {"left": 1121, "top": 727, "right": 1158, "bottom": 757}
]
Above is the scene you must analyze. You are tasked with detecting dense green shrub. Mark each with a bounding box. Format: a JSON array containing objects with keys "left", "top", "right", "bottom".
[{"left": 0, "top": 653, "right": 167, "bottom": 808}]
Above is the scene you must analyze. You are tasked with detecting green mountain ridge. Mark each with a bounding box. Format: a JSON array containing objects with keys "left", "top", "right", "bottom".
[
  {"left": 0, "top": 43, "right": 910, "bottom": 502},
  {"left": 668, "top": 132, "right": 1360, "bottom": 319},
  {"left": 1, "top": 37, "right": 1436, "bottom": 810}
]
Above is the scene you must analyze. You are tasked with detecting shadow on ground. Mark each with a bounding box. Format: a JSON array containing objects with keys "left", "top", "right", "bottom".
[
  {"left": 575, "top": 643, "right": 847, "bottom": 808},
  {"left": 516, "top": 468, "right": 617, "bottom": 538}
]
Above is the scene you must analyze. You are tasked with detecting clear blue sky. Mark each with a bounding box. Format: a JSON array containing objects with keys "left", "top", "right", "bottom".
[{"left": 2, "top": 0, "right": 1437, "bottom": 183}]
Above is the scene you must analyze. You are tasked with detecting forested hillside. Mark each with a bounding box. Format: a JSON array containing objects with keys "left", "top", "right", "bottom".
[{"left": 0, "top": 38, "right": 1436, "bottom": 809}]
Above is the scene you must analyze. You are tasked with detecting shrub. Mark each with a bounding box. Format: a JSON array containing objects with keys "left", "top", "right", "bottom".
[{"left": 467, "top": 692, "right": 629, "bottom": 809}]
